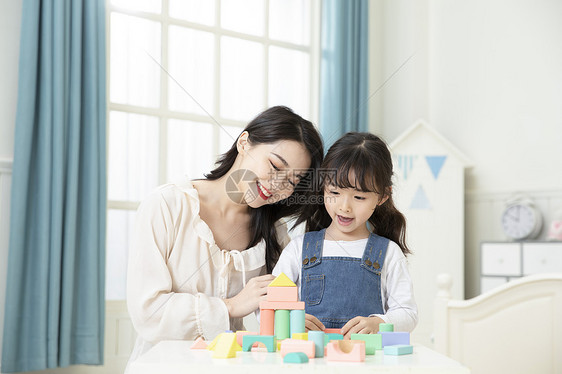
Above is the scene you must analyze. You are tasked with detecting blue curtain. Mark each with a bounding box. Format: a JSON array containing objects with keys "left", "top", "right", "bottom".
[
  {"left": 320, "top": 0, "right": 369, "bottom": 149},
  {"left": 1, "top": 0, "right": 106, "bottom": 372}
]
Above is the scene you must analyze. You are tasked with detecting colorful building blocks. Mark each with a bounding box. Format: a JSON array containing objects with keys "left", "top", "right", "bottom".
[
  {"left": 259, "top": 300, "right": 305, "bottom": 310},
  {"left": 326, "top": 340, "right": 366, "bottom": 362},
  {"left": 290, "top": 309, "right": 305, "bottom": 335},
  {"left": 379, "top": 323, "right": 394, "bottom": 332},
  {"left": 212, "top": 333, "right": 241, "bottom": 359},
  {"left": 379, "top": 331, "right": 410, "bottom": 347},
  {"left": 268, "top": 273, "right": 296, "bottom": 287},
  {"left": 260, "top": 309, "right": 275, "bottom": 335},
  {"left": 190, "top": 337, "right": 208, "bottom": 350},
  {"left": 267, "top": 286, "right": 298, "bottom": 301},
  {"left": 291, "top": 332, "right": 308, "bottom": 340},
  {"left": 383, "top": 344, "right": 413, "bottom": 355},
  {"left": 280, "top": 339, "right": 315, "bottom": 358},
  {"left": 283, "top": 352, "right": 309, "bottom": 363},
  {"left": 275, "top": 310, "right": 290, "bottom": 340},
  {"left": 308, "top": 331, "right": 325, "bottom": 358},
  {"left": 350, "top": 333, "right": 381, "bottom": 354},
  {"left": 242, "top": 335, "right": 277, "bottom": 352}
]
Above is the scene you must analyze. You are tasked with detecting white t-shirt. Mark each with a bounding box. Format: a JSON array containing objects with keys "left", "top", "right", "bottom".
[
  {"left": 272, "top": 234, "right": 418, "bottom": 332},
  {"left": 126, "top": 179, "right": 290, "bottom": 369}
]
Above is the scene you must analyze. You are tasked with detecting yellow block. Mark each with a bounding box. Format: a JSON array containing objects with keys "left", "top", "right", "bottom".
[
  {"left": 212, "top": 333, "right": 242, "bottom": 359},
  {"left": 292, "top": 333, "right": 308, "bottom": 340},
  {"left": 269, "top": 273, "right": 297, "bottom": 287},
  {"left": 206, "top": 333, "right": 222, "bottom": 351}
]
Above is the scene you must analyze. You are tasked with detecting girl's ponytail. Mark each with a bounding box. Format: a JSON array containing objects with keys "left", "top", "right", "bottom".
[{"left": 369, "top": 196, "right": 411, "bottom": 256}]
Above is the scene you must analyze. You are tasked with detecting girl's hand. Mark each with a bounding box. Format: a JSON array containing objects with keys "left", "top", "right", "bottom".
[
  {"left": 223, "top": 274, "right": 275, "bottom": 318},
  {"left": 305, "top": 313, "right": 325, "bottom": 331},
  {"left": 341, "top": 316, "right": 385, "bottom": 339}
]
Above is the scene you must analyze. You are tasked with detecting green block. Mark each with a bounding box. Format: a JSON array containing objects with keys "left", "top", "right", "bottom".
[
  {"left": 384, "top": 344, "right": 413, "bottom": 355},
  {"left": 283, "top": 352, "right": 309, "bottom": 363},
  {"left": 242, "top": 335, "right": 277, "bottom": 352},
  {"left": 350, "top": 333, "right": 382, "bottom": 355},
  {"left": 379, "top": 323, "right": 394, "bottom": 332},
  {"left": 323, "top": 333, "right": 343, "bottom": 345},
  {"left": 275, "top": 310, "right": 290, "bottom": 340}
]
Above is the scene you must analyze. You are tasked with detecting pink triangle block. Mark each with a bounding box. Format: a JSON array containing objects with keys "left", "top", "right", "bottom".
[{"left": 190, "top": 337, "right": 208, "bottom": 349}]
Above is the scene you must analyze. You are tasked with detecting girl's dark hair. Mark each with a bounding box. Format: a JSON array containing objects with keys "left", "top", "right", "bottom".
[
  {"left": 315, "top": 132, "right": 411, "bottom": 256},
  {"left": 205, "top": 106, "right": 324, "bottom": 272}
]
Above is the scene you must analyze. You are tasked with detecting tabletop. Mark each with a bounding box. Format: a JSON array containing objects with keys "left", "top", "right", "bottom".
[{"left": 128, "top": 340, "right": 471, "bottom": 374}]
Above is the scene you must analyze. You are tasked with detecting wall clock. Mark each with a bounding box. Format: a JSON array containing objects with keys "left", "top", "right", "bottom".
[{"left": 501, "top": 197, "right": 543, "bottom": 240}]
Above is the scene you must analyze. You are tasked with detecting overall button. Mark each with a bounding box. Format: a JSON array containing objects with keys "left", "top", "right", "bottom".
[
  {"left": 373, "top": 262, "right": 380, "bottom": 269},
  {"left": 365, "top": 259, "right": 372, "bottom": 267},
  {"left": 303, "top": 258, "right": 309, "bottom": 265},
  {"left": 310, "top": 256, "right": 317, "bottom": 263}
]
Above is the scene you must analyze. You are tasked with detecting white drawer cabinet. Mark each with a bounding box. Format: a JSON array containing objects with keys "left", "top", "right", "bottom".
[{"left": 480, "top": 241, "right": 562, "bottom": 293}]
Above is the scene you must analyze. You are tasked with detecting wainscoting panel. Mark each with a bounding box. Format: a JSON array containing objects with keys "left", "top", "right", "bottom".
[
  {"left": 0, "top": 159, "right": 13, "bottom": 371},
  {"left": 465, "top": 189, "right": 562, "bottom": 298}
]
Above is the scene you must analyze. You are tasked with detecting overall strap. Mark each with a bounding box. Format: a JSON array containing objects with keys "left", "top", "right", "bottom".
[
  {"left": 361, "top": 233, "right": 390, "bottom": 275},
  {"left": 301, "top": 229, "right": 326, "bottom": 269}
]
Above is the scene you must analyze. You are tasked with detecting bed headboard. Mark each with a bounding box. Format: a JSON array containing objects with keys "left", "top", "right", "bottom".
[{"left": 434, "top": 273, "right": 562, "bottom": 374}]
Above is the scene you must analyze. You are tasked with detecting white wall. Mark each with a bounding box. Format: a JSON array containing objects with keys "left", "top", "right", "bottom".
[
  {"left": 370, "top": 0, "right": 562, "bottom": 302},
  {"left": 0, "top": 1, "right": 22, "bottom": 370}
]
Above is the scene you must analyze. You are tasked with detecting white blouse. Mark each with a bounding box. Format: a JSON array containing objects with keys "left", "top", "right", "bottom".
[
  {"left": 272, "top": 235, "right": 418, "bottom": 332},
  {"left": 126, "top": 179, "right": 290, "bottom": 365}
]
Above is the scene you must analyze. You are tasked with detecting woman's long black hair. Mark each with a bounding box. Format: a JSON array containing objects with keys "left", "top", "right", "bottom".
[
  {"left": 205, "top": 106, "right": 324, "bottom": 272},
  {"left": 313, "top": 132, "right": 411, "bottom": 256}
]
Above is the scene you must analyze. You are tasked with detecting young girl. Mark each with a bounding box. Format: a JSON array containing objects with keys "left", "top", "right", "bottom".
[{"left": 273, "top": 132, "right": 417, "bottom": 338}]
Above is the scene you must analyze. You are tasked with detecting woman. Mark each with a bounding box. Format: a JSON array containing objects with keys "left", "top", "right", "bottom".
[{"left": 126, "top": 106, "right": 324, "bottom": 364}]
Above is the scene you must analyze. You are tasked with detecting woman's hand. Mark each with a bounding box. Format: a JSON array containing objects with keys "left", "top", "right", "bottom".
[
  {"left": 223, "top": 274, "right": 275, "bottom": 318},
  {"left": 305, "top": 313, "right": 325, "bottom": 331},
  {"left": 341, "top": 316, "right": 385, "bottom": 339}
]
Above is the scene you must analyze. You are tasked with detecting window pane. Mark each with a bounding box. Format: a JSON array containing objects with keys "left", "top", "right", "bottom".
[
  {"left": 268, "top": 46, "right": 310, "bottom": 119},
  {"left": 221, "top": 0, "right": 265, "bottom": 36},
  {"left": 220, "top": 37, "right": 264, "bottom": 121},
  {"left": 168, "top": 26, "right": 214, "bottom": 116},
  {"left": 108, "top": 111, "right": 160, "bottom": 201},
  {"left": 218, "top": 125, "right": 243, "bottom": 155},
  {"left": 110, "top": 13, "right": 161, "bottom": 108},
  {"left": 111, "top": 0, "right": 162, "bottom": 13},
  {"left": 169, "top": 0, "right": 215, "bottom": 26},
  {"left": 106, "top": 209, "right": 136, "bottom": 300},
  {"left": 269, "top": 0, "right": 310, "bottom": 45},
  {"left": 167, "top": 119, "right": 215, "bottom": 181}
]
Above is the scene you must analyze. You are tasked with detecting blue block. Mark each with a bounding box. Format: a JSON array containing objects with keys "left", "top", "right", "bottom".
[
  {"left": 324, "top": 333, "right": 343, "bottom": 345},
  {"left": 290, "top": 309, "right": 305, "bottom": 335},
  {"left": 283, "top": 352, "right": 309, "bottom": 363},
  {"left": 384, "top": 344, "right": 413, "bottom": 355},
  {"left": 308, "top": 331, "right": 325, "bottom": 358},
  {"left": 379, "top": 331, "right": 410, "bottom": 347}
]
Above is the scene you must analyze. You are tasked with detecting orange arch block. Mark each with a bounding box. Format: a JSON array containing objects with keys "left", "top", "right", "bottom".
[{"left": 326, "top": 340, "right": 366, "bottom": 362}]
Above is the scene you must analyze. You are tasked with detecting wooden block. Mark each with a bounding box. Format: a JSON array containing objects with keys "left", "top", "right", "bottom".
[
  {"left": 290, "top": 309, "right": 305, "bottom": 335},
  {"left": 292, "top": 332, "right": 308, "bottom": 340},
  {"left": 323, "top": 328, "right": 342, "bottom": 334},
  {"left": 379, "top": 323, "right": 394, "bottom": 332},
  {"left": 324, "top": 333, "right": 343, "bottom": 345},
  {"left": 283, "top": 352, "right": 309, "bottom": 364},
  {"left": 259, "top": 300, "right": 305, "bottom": 310},
  {"left": 212, "top": 333, "right": 241, "bottom": 359},
  {"left": 326, "top": 340, "right": 366, "bottom": 362},
  {"left": 260, "top": 309, "right": 275, "bottom": 335},
  {"left": 267, "top": 286, "right": 298, "bottom": 302},
  {"left": 268, "top": 273, "right": 297, "bottom": 287},
  {"left": 351, "top": 333, "right": 381, "bottom": 354},
  {"left": 307, "top": 331, "right": 325, "bottom": 358},
  {"left": 242, "top": 335, "right": 277, "bottom": 352},
  {"left": 379, "top": 331, "right": 410, "bottom": 347},
  {"left": 206, "top": 334, "right": 222, "bottom": 351},
  {"left": 280, "top": 339, "right": 315, "bottom": 358},
  {"left": 384, "top": 344, "right": 414, "bottom": 355},
  {"left": 190, "top": 337, "right": 208, "bottom": 349},
  {"left": 235, "top": 331, "right": 257, "bottom": 347},
  {"left": 275, "top": 310, "right": 290, "bottom": 340}
]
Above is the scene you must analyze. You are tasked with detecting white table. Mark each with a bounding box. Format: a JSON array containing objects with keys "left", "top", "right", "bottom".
[{"left": 129, "top": 340, "right": 471, "bottom": 373}]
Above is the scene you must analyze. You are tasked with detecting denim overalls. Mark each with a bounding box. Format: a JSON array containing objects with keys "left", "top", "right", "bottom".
[{"left": 300, "top": 228, "right": 389, "bottom": 329}]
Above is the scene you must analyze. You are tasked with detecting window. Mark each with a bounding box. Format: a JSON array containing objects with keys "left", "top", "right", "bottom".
[{"left": 106, "top": 0, "right": 320, "bottom": 299}]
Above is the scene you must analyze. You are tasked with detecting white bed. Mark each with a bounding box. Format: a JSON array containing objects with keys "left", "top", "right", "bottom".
[{"left": 433, "top": 273, "right": 562, "bottom": 374}]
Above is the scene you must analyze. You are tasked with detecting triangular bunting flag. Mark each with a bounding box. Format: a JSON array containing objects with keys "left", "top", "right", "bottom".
[
  {"left": 425, "top": 156, "right": 447, "bottom": 180},
  {"left": 269, "top": 273, "right": 296, "bottom": 287},
  {"left": 409, "top": 185, "right": 432, "bottom": 210}
]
